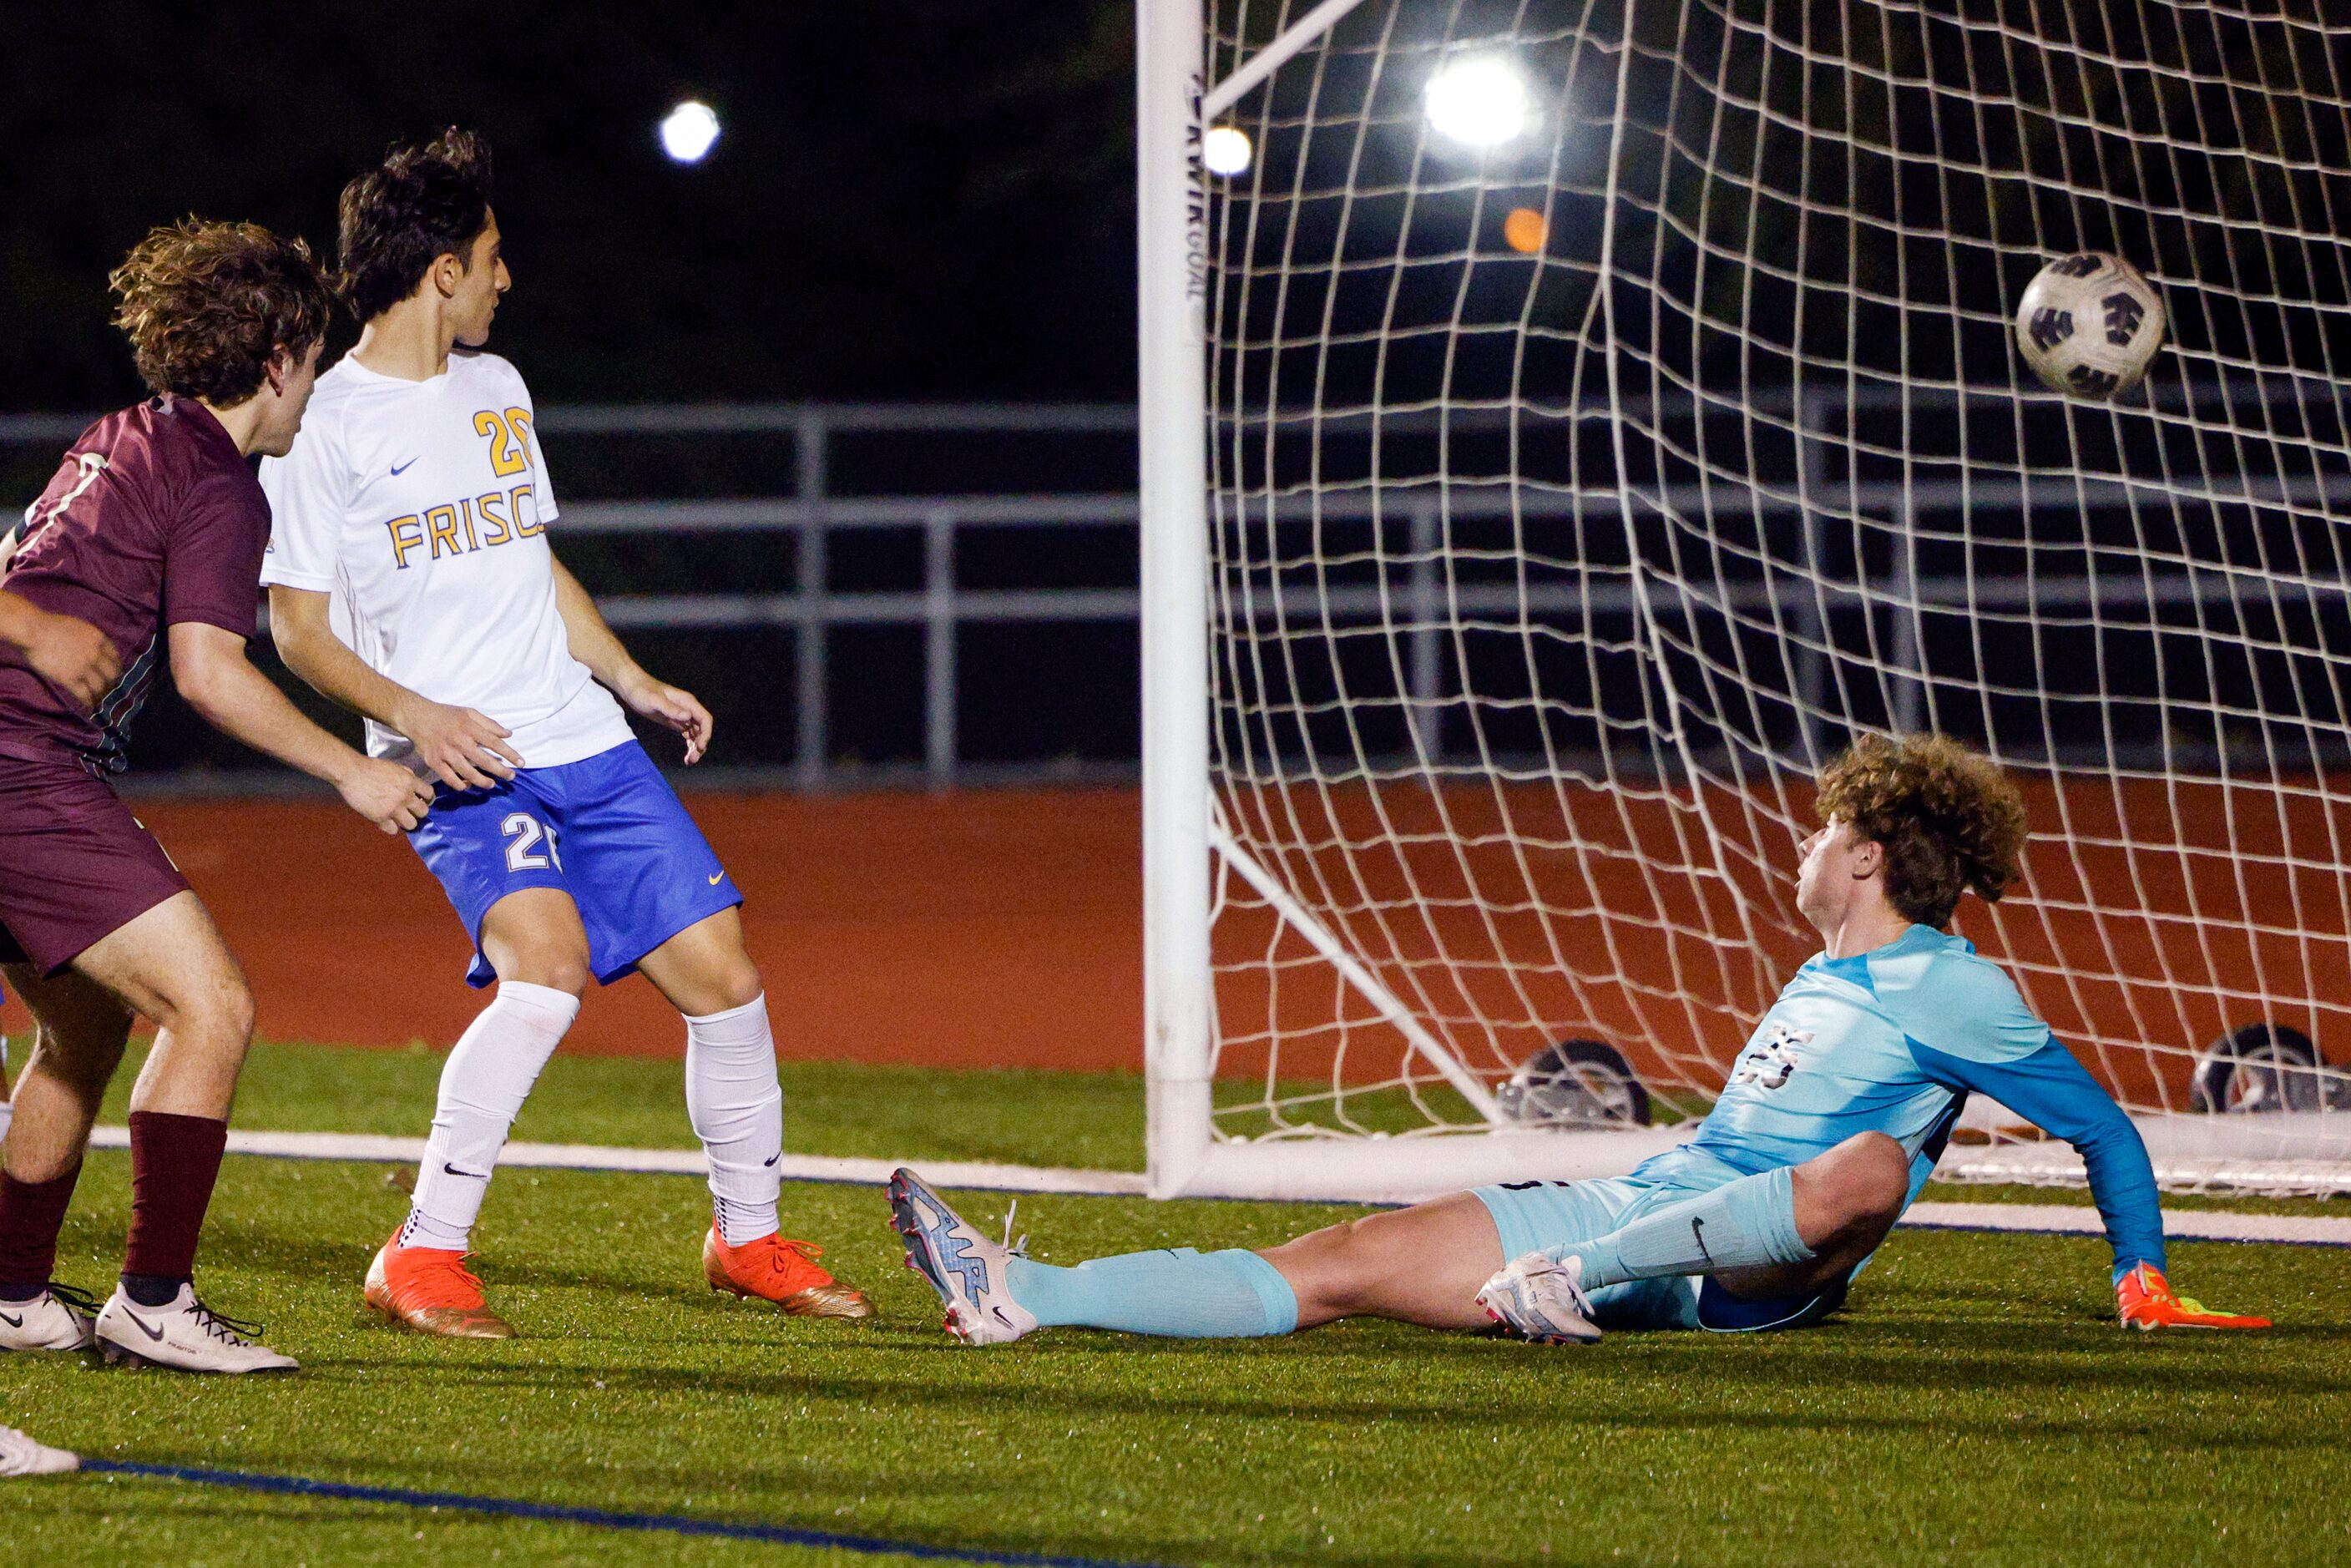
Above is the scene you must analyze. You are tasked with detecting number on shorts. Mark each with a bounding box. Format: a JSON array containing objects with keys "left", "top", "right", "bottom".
[{"left": 502, "top": 812, "right": 562, "bottom": 873}]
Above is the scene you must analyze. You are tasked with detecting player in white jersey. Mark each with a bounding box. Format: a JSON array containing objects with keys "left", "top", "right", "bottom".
[
  {"left": 259, "top": 130, "right": 871, "bottom": 1335},
  {"left": 893, "top": 735, "right": 2268, "bottom": 1345}
]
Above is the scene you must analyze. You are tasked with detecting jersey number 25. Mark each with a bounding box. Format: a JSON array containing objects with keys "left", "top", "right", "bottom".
[{"left": 1732, "top": 1024, "right": 1813, "bottom": 1090}]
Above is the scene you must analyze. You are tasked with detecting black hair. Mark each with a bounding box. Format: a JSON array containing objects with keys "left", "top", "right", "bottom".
[{"left": 337, "top": 128, "right": 494, "bottom": 321}]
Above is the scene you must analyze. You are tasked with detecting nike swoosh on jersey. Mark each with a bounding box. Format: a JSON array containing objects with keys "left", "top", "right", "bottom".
[
  {"left": 708, "top": 871, "right": 725, "bottom": 884},
  {"left": 390, "top": 456, "right": 420, "bottom": 475}
]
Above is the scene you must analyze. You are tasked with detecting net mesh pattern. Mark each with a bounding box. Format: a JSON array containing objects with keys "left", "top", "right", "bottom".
[{"left": 1200, "top": 0, "right": 2351, "bottom": 1186}]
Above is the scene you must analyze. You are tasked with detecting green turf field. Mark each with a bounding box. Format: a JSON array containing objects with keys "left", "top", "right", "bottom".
[{"left": 4, "top": 1039, "right": 2348, "bottom": 1566}]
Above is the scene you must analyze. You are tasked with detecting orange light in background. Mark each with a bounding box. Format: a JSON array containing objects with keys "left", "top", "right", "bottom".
[{"left": 1504, "top": 208, "right": 1548, "bottom": 254}]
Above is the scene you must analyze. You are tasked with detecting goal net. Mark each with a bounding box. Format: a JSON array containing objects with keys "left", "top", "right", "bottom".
[{"left": 1138, "top": 0, "right": 2351, "bottom": 1201}]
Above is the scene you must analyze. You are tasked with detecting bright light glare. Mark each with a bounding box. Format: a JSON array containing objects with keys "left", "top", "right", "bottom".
[
  {"left": 660, "top": 100, "right": 721, "bottom": 164},
  {"left": 1424, "top": 58, "right": 1529, "bottom": 146},
  {"left": 1201, "top": 125, "right": 1253, "bottom": 176}
]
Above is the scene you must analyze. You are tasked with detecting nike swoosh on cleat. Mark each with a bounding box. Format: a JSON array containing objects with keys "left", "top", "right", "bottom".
[
  {"left": 391, "top": 457, "right": 420, "bottom": 475},
  {"left": 125, "top": 1311, "right": 167, "bottom": 1343},
  {"left": 0, "top": 1311, "right": 20, "bottom": 1328}
]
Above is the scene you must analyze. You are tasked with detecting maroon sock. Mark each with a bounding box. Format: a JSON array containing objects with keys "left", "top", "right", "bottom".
[
  {"left": 122, "top": 1110, "right": 229, "bottom": 1287},
  {"left": 0, "top": 1161, "right": 83, "bottom": 1297}
]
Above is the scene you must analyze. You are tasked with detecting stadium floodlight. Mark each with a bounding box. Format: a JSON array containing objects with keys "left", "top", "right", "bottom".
[
  {"left": 1423, "top": 56, "right": 1528, "bottom": 146},
  {"left": 659, "top": 100, "right": 721, "bottom": 164},
  {"left": 1201, "top": 125, "right": 1253, "bottom": 176}
]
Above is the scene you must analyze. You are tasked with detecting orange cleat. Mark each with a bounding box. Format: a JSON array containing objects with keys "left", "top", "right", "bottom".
[
  {"left": 362, "top": 1230, "right": 516, "bottom": 1338},
  {"left": 2116, "top": 1262, "right": 2269, "bottom": 1331},
  {"left": 703, "top": 1228, "right": 877, "bottom": 1319}
]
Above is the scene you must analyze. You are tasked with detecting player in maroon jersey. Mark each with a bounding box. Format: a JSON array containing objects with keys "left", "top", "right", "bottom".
[
  {"left": 0, "top": 220, "right": 435, "bottom": 1373},
  {"left": 0, "top": 593, "right": 114, "bottom": 1143}
]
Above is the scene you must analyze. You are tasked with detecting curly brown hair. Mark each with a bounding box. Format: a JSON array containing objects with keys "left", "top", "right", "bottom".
[
  {"left": 1814, "top": 733, "right": 2029, "bottom": 928},
  {"left": 109, "top": 219, "right": 334, "bottom": 406}
]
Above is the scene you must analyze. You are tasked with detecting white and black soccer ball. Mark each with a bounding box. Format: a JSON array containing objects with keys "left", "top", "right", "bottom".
[{"left": 2015, "top": 250, "right": 2166, "bottom": 400}]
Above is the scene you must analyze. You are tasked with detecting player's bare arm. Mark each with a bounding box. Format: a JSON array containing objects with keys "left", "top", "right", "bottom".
[
  {"left": 268, "top": 584, "right": 521, "bottom": 790},
  {"left": 550, "top": 557, "right": 713, "bottom": 763},
  {"left": 0, "top": 589, "right": 119, "bottom": 711},
  {"left": 170, "top": 622, "right": 432, "bottom": 833}
]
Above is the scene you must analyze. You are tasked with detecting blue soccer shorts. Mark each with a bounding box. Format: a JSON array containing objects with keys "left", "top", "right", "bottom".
[
  {"left": 1473, "top": 1151, "right": 1850, "bottom": 1333},
  {"left": 407, "top": 740, "right": 742, "bottom": 988}
]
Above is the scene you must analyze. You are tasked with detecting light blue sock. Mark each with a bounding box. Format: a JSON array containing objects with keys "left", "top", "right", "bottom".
[
  {"left": 1561, "top": 1166, "right": 1813, "bottom": 1290},
  {"left": 1005, "top": 1247, "right": 1299, "bottom": 1338}
]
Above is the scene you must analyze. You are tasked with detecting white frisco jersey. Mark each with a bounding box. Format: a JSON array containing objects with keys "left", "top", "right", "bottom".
[{"left": 258, "top": 349, "right": 631, "bottom": 772}]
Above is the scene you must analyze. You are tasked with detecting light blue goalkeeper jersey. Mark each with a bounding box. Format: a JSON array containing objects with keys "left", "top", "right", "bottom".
[{"left": 1633, "top": 923, "right": 2166, "bottom": 1282}]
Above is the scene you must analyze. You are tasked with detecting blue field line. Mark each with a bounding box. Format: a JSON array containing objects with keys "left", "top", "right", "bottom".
[{"left": 79, "top": 1459, "right": 1174, "bottom": 1566}]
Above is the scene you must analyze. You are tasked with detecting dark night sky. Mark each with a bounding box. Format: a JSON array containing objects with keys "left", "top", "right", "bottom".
[{"left": 2, "top": 1, "right": 1140, "bottom": 412}]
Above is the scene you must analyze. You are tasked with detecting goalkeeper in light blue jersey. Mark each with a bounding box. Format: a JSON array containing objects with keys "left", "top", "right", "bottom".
[{"left": 891, "top": 734, "right": 2268, "bottom": 1346}]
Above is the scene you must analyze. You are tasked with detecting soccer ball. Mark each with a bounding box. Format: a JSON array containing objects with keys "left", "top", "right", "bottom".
[{"left": 2014, "top": 250, "right": 2166, "bottom": 399}]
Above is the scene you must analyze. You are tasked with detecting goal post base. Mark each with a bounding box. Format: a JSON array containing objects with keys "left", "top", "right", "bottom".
[
  {"left": 1938, "top": 1112, "right": 2351, "bottom": 1198},
  {"left": 1161, "top": 1126, "right": 1695, "bottom": 1205},
  {"left": 1166, "top": 1115, "right": 2351, "bottom": 1204}
]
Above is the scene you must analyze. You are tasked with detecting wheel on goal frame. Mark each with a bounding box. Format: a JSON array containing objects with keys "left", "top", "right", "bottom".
[
  {"left": 1496, "top": 1039, "right": 1652, "bottom": 1129},
  {"left": 2189, "top": 1024, "right": 2351, "bottom": 1115}
]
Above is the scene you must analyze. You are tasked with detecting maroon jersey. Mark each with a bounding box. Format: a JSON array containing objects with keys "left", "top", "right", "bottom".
[{"left": 0, "top": 396, "right": 270, "bottom": 774}]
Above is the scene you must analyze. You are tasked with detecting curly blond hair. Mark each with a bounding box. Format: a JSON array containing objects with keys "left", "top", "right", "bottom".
[
  {"left": 1814, "top": 733, "right": 2029, "bottom": 928},
  {"left": 109, "top": 219, "right": 333, "bottom": 406}
]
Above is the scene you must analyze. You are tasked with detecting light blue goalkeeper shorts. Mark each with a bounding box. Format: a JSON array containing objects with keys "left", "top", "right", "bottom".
[{"left": 1472, "top": 1146, "right": 1849, "bottom": 1333}]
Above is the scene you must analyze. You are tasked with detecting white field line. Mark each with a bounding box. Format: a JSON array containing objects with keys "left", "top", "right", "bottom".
[
  {"left": 1902, "top": 1200, "right": 2351, "bottom": 1248},
  {"left": 84, "top": 1128, "right": 2349, "bottom": 1243},
  {"left": 83, "top": 1125, "right": 1149, "bottom": 1198}
]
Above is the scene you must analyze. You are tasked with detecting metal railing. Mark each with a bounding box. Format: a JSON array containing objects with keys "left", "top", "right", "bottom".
[
  {"left": 542, "top": 402, "right": 1140, "bottom": 790},
  {"left": 6, "top": 394, "right": 2346, "bottom": 791}
]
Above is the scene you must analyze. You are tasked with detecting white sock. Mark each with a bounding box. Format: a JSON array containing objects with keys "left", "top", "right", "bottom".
[
  {"left": 685, "top": 994, "right": 782, "bottom": 1246},
  {"left": 402, "top": 982, "right": 579, "bottom": 1252},
  {"left": 0, "top": 1097, "right": 12, "bottom": 1152}
]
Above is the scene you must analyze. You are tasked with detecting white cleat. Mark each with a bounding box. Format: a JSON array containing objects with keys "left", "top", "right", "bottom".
[
  {"left": 0, "top": 1283, "right": 100, "bottom": 1352},
  {"left": 0, "top": 1425, "right": 79, "bottom": 1477},
  {"left": 93, "top": 1284, "right": 298, "bottom": 1373},
  {"left": 1475, "top": 1249, "right": 1604, "bottom": 1345},
  {"left": 887, "top": 1167, "right": 1039, "bottom": 1346}
]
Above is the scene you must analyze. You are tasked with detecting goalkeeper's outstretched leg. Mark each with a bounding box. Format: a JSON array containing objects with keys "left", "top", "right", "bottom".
[{"left": 888, "top": 1131, "right": 1909, "bottom": 1347}]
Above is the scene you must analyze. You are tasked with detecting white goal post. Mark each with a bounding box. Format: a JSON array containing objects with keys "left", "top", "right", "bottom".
[{"left": 1139, "top": 0, "right": 2351, "bottom": 1203}]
